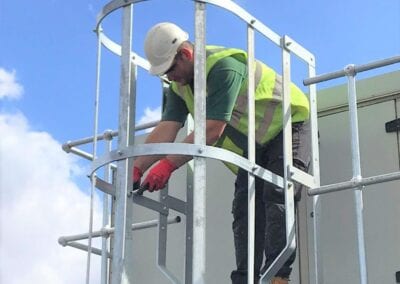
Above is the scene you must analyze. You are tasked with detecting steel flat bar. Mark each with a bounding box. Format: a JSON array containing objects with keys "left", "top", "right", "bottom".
[
  {"left": 261, "top": 36, "right": 297, "bottom": 283},
  {"left": 247, "top": 24, "right": 256, "bottom": 284},
  {"left": 99, "top": 31, "right": 151, "bottom": 70},
  {"left": 282, "top": 35, "right": 315, "bottom": 66},
  {"left": 96, "top": 0, "right": 147, "bottom": 29},
  {"left": 306, "top": 57, "right": 323, "bottom": 284},
  {"left": 110, "top": 5, "right": 135, "bottom": 283},
  {"left": 157, "top": 189, "right": 182, "bottom": 284},
  {"left": 91, "top": 143, "right": 285, "bottom": 189},
  {"left": 203, "top": 0, "right": 280, "bottom": 45},
  {"left": 166, "top": 195, "right": 187, "bottom": 215},
  {"left": 193, "top": 3, "right": 207, "bottom": 283},
  {"left": 95, "top": 176, "right": 116, "bottom": 196},
  {"left": 132, "top": 195, "right": 169, "bottom": 215}
]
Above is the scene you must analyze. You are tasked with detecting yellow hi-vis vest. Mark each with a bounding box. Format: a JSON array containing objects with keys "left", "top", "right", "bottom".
[{"left": 170, "top": 46, "right": 310, "bottom": 173}]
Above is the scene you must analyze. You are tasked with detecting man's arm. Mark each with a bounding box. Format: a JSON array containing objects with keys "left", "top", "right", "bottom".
[
  {"left": 136, "top": 119, "right": 226, "bottom": 192},
  {"left": 134, "top": 120, "right": 182, "bottom": 172},
  {"left": 165, "top": 119, "right": 227, "bottom": 168}
]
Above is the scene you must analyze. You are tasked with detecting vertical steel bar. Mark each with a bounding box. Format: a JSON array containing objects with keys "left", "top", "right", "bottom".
[
  {"left": 278, "top": 37, "right": 296, "bottom": 282},
  {"left": 101, "top": 137, "right": 112, "bottom": 284},
  {"left": 157, "top": 82, "right": 171, "bottom": 282},
  {"left": 306, "top": 61, "right": 323, "bottom": 284},
  {"left": 260, "top": 36, "right": 296, "bottom": 283},
  {"left": 186, "top": 115, "right": 195, "bottom": 284},
  {"left": 86, "top": 24, "right": 104, "bottom": 284},
  {"left": 111, "top": 5, "right": 135, "bottom": 284},
  {"left": 281, "top": 38, "right": 296, "bottom": 282},
  {"left": 345, "top": 65, "right": 368, "bottom": 284},
  {"left": 109, "top": 167, "right": 117, "bottom": 283},
  {"left": 246, "top": 23, "right": 256, "bottom": 284},
  {"left": 193, "top": 2, "right": 207, "bottom": 284},
  {"left": 157, "top": 187, "right": 181, "bottom": 283}
]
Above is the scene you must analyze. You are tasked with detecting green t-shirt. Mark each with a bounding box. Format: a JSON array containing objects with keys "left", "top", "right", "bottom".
[{"left": 161, "top": 56, "right": 247, "bottom": 124}]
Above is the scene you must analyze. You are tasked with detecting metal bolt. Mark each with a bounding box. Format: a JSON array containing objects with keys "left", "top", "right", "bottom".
[
  {"left": 103, "top": 129, "right": 114, "bottom": 141},
  {"left": 344, "top": 64, "right": 356, "bottom": 76},
  {"left": 310, "top": 211, "right": 314, "bottom": 218},
  {"left": 62, "top": 141, "right": 72, "bottom": 153},
  {"left": 117, "top": 150, "right": 123, "bottom": 156}
]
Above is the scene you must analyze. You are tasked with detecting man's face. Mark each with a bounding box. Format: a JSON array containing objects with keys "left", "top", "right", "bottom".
[{"left": 165, "top": 50, "right": 194, "bottom": 86}]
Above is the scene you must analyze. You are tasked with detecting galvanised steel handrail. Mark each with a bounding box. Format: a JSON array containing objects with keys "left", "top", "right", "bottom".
[{"left": 303, "top": 57, "right": 400, "bottom": 284}]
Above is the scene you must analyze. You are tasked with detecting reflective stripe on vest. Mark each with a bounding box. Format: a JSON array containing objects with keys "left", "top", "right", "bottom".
[{"left": 170, "top": 46, "right": 309, "bottom": 173}]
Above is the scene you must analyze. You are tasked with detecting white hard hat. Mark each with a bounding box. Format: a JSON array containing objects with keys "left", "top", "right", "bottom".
[{"left": 144, "top": 22, "right": 189, "bottom": 75}]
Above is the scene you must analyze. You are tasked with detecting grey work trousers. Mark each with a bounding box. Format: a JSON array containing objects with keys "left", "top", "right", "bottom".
[{"left": 230, "top": 122, "right": 311, "bottom": 283}]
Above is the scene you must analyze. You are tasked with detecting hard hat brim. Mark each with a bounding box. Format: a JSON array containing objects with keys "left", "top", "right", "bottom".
[{"left": 149, "top": 55, "right": 175, "bottom": 76}]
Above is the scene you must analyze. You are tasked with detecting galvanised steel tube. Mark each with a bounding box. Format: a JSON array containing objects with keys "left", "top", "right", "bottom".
[
  {"left": 85, "top": 20, "right": 105, "bottom": 284},
  {"left": 345, "top": 67, "right": 368, "bottom": 284},
  {"left": 58, "top": 216, "right": 182, "bottom": 244},
  {"left": 101, "top": 139, "right": 112, "bottom": 284},
  {"left": 308, "top": 171, "right": 400, "bottom": 196},
  {"left": 62, "top": 121, "right": 159, "bottom": 150},
  {"left": 193, "top": 3, "right": 207, "bottom": 283},
  {"left": 67, "top": 242, "right": 107, "bottom": 257},
  {"left": 63, "top": 130, "right": 117, "bottom": 150},
  {"left": 306, "top": 60, "right": 323, "bottom": 284},
  {"left": 303, "top": 55, "right": 400, "bottom": 86},
  {"left": 246, "top": 23, "right": 256, "bottom": 284}
]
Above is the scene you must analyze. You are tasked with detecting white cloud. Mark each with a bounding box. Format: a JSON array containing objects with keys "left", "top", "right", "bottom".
[
  {"left": 0, "top": 68, "right": 23, "bottom": 100},
  {"left": 0, "top": 112, "right": 103, "bottom": 284},
  {"left": 138, "top": 106, "right": 161, "bottom": 133}
]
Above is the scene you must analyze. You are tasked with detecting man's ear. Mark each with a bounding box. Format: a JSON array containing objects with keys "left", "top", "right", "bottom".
[{"left": 180, "top": 47, "right": 193, "bottom": 61}]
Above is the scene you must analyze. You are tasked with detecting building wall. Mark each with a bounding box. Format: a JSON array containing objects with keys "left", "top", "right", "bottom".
[
  {"left": 311, "top": 70, "right": 400, "bottom": 284},
  {"left": 128, "top": 70, "right": 400, "bottom": 283}
]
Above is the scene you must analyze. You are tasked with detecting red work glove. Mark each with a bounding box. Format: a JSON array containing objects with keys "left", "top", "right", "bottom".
[
  {"left": 132, "top": 166, "right": 143, "bottom": 191},
  {"left": 140, "top": 159, "right": 177, "bottom": 192}
]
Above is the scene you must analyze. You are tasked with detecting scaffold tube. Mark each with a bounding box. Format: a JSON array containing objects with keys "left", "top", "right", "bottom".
[
  {"left": 303, "top": 55, "right": 400, "bottom": 86},
  {"left": 58, "top": 216, "right": 181, "bottom": 244}
]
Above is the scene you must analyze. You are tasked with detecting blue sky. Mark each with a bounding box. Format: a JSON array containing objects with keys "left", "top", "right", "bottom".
[
  {"left": 0, "top": 0, "right": 399, "bottom": 283},
  {"left": 1, "top": 0, "right": 399, "bottom": 143}
]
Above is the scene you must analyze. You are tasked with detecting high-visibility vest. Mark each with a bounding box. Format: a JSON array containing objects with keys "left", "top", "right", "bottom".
[{"left": 170, "top": 46, "right": 309, "bottom": 173}]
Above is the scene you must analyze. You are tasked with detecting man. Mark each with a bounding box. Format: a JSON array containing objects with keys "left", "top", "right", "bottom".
[{"left": 133, "top": 22, "right": 311, "bottom": 284}]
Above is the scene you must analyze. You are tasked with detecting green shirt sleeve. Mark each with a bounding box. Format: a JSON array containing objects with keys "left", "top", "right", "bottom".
[{"left": 206, "top": 56, "right": 247, "bottom": 122}]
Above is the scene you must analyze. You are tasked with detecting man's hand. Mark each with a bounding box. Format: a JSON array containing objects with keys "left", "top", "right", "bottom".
[
  {"left": 140, "top": 159, "right": 177, "bottom": 192},
  {"left": 132, "top": 166, "right": 143, "bottom": 191}
]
